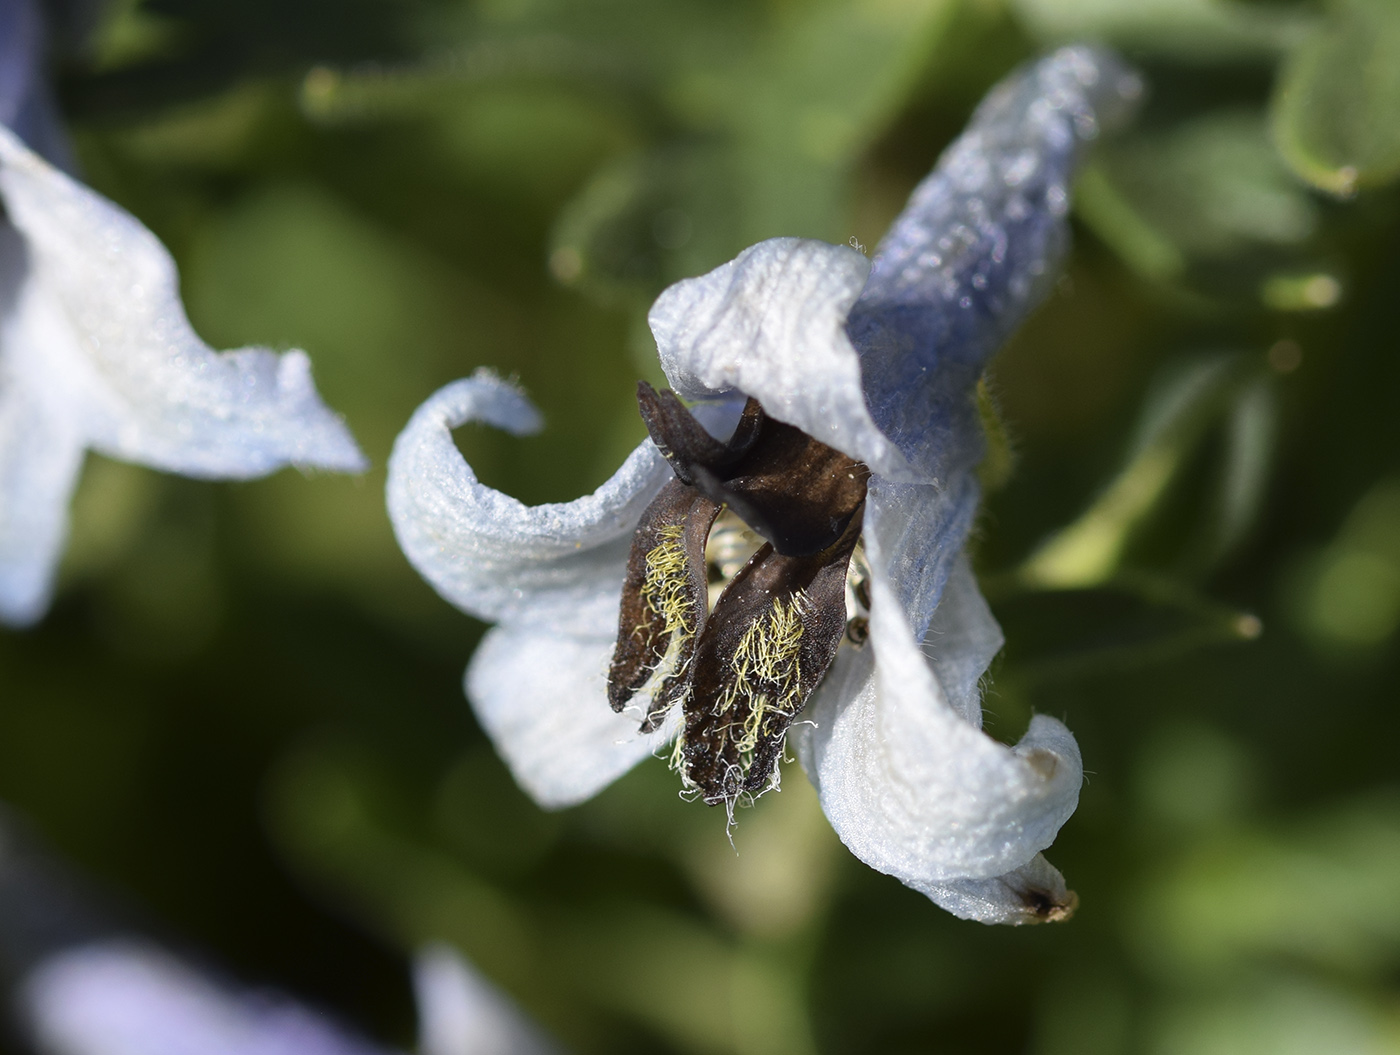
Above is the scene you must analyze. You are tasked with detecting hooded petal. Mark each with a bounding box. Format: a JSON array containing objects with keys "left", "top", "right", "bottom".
[
  {"left": 387, "top": 371, "right": 672, "bottom": 635},
  {"left": 414, "top": 944, "right": 560, "bottom": 1055},
  {"left": 649, "top": 238, "right": 911, "bottom": 480},
  {"left": 0, "top": 126, "right": 366, "bottom": 478},
  {"left": 466, "top": 623, "right": 674, "bottom": 809},
  {"left": 850, "top": 46, "right": 1143, "bottom": 479},
  {"left": 912, "top": 854, "right": 1078, "bottom": 925},
  {"left": 19, "top": 940, "right": 394, "bottom": 1055},
  {"left": 800, "top": 546, "right": 1081, "bottom": 890}
]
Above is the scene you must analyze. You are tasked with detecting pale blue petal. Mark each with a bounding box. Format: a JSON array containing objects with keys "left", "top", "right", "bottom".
[
  {"left": 466, "top": 623, "right": 674, "bottom": 809},
  {"left": 850, "top": 45, "right": 1142, "bottom": 478},
  {"left": 799, "top": 550, "right": 1081, "bottom": 889},
  {"left": 414, "top": 944, "right": 561, "bottom": 1055},
  {"left": 910, "top": 854, "right": 1077, "bottom": 925},
  {"left": 650, "top": 238, "right": 911, "bottom": 479},
  {"left": 0, "top": 128, "right": 366, "bottom": 479},
  {"left": 386, "top": 371, "right": 670, "bottom": 635},
  {"left": 19, "top": 941, "right": 396, "bottom": 1055}
]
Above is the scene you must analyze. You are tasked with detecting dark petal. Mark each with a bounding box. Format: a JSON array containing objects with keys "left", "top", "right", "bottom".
[
  {"left": 636, "top": 382, "right": 763, "bottom": 485},
  {"left": 637, "top": 384, "right": 869, "bottom": 558},
  {"left": 681, "top": 508, "right": 863, "bottom": 804},
  {"left": 607, "top": 478, "right": 719, "bottom": 727},
  {"left": 691, "top": 418, "right": 868, "bottom": 556}
]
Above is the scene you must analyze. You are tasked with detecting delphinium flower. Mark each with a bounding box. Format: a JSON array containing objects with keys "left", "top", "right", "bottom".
[
  {"left": 0, "top": 0, "right": 366, "bottom": 627},
  {"left": 388, "top": 47, "right": 1142, "bottom": 924},
  {"left": 0, "top": 811, "right": 558, "bottom": 1055}
]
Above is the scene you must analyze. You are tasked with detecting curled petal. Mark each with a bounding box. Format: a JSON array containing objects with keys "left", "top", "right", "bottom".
[
  {"left": 467, "top": 624, "right": 673, "bottom": 809},
  {"left": 19, "top": 940, "right": 391, "bottom": 1055},
  {"left": 649, "top": 238, "right": 910, "bottom": 480},
  {"left": 387, "top": 371, "right": 671, "bottom": 634},
  {"left": 851, "top": 46, "right": 1143, "bottom": 479},
  {"left": 414, "top": 944, "right": 559, "bottom": 1055},
  {"left": 912, "top": 854, "right": 1078, "bottom": 925},
  {"left": 0, "top": 127, "right": 366, "bottom": 477},
  {"left": 802, "top": 553, "right": 1081, "bottom": 886}
]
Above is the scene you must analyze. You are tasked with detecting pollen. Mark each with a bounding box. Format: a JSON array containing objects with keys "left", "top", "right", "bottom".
[
  {"left": 716, "top": 592, "right": 809, "bottom": 791},
  {"left": 640, "top": 525, "right": 695, "bottom": 638}
]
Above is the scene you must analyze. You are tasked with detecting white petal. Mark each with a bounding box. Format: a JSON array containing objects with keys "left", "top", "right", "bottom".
[
  {"left": 802, "top": 548, "right": 1081, "bottom": 886},
  {"left": 466, "top": 623, "right": 672, "bottom": 809},
  {"left": 386, "top": 371, "right": 671, "bottom": 634},
  {"left": 0, "top": 125, "right": 366, "bottom": 478},
  {"left": 0, "top": 221, "right": 85, "bottom": 625},
  {"left": 911, "top": 854, "right": 1078, "bottom": 925},
  {"left": 922, "top": 554, "right": 1004, "bottom": 728},
  {"left": 414, "top": 944, "right": 559, "bottom": 1055},
  {"left": 648, "top": 238, "right": 912, "bottom": 480},
  {"left": 19, "top": 940, "right": 394, "bottom": 1055}
]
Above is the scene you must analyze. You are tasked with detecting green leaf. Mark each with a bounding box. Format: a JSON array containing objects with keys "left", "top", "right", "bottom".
[{"left": 1271, "top": 0, "right": 1400, "bottom": 195}]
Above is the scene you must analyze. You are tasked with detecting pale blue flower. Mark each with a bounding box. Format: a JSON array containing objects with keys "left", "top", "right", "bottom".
[
  {"left": 388, "top": 47, "right": 1141, "bottom": 924},
  {"left": 0, "top": 0, "right": 366, "bottom": 627}
]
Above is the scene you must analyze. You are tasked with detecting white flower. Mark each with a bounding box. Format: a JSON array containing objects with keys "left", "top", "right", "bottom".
[
  {"left": 18, "top": 940, "right": 557, "bottom": 1055},
  {"left": 386, "top": 47, "right": 1142, "bottom": 924},
  {"left": 0, "top": 6, "right": 366, "bottom": 626}
]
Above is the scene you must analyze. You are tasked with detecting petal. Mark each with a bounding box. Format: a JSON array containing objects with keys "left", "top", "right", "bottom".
[
  {"left": 800, "top": 548, "right": 1082, "bottom": 885},
  {"left": 0, "top": 0, "right": 41, "bottom": 130},
  {"left": 911, "top": 854, "right": 1078, "bottom": 925},
  {"left": 19, "top": 940, "right": 393, "bottom": 1055},
  {"left": 850, "top": 46, "right": 1142, "bottom": 479},
  {"left": 386, "top": 371, "right": 672, "bottom": 634},
  {"left": 0, "top": 126, "right": 366, "bottom": 478},
  {"left": 413, "top": 943, "right": 559, "bottom": 1055},
  {"left": 648, "top": 238, "right": 911, "bottom": 480},
  {"left": 0, "top": 221, "right": 85, "bottom": 626},
  {"left": 467, "top": 623, "right": 674, "bottom": 809}
]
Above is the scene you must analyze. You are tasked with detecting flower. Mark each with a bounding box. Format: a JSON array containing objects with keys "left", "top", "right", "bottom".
[
  {"left": 0, "top": 811, "right": 559, "bottom": 1055},
  {"left": 387, "top": 47, "right": 1142, "bottom": 924},
  {"left": 0, "top": 0, "right": 366, "bottom": 627}
]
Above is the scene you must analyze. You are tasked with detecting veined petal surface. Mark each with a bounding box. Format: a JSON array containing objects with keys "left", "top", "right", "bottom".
[
  {"left": 467, "top": 623, "right": 673, "bottom": 809},
  {"left": 851, "top": 45, "right": 1143, "bottom": 479},
  {"left": 649, "top": 238, "right": 910, "bottom": 480},
  {"left": 387, "top": 371, "right": 672, "bottom": 634},
  {"left": 802, "top": 548, "right": 1081, "bottom": 888},
  {"left": 0, "top": 127, "right": 366, "bottom": 478}
]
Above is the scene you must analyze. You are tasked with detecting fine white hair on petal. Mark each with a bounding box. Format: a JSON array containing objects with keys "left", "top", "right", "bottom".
[
  {"left": 920, "top": 553, "right": 1004, "bottom": 729},
  {"left": 466, "top": 623, "right": 672, "bottom": 809},
  {"left": 912, "top": 854, "right": 1076, "bottom": 925},
  {"left": 414, "top": 944, "right": 559, "bottom": 1055},
  {"left": 19, "top": 939, "right": 394, "bottom": 1055},
  {"left": 803, "top": 557, "right": 1082, "bottom": 887},
  {"left": 649, "top": 237, "right": 913, "bottom": 481},
  {"left": 386, "top": 370, "right": 672, "bottom": 635},
  {"left": 0, "top": 126, "right": 366, "bottom": 478}
]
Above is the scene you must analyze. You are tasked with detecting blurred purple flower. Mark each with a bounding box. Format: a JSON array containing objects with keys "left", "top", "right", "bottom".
[
  {"left": 0, "top": 0, "right": 366, "bottom": 627},
  {"left": 388, "top": 47, "right": 1141, "bottom": 924}
]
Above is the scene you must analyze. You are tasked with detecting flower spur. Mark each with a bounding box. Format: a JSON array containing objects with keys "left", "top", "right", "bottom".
[{"left": 388, "top": 46, "right": 1142, "bottom": 924}]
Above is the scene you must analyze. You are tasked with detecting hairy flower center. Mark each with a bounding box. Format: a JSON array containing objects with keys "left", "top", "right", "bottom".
[{"left": 608, "top": 384, "right": 869, "bottom": 807}]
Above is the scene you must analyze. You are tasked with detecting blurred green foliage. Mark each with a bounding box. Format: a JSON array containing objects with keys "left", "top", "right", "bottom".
[{"left": 7, "top": 0, "right": 1400, "bottom": 1051}]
